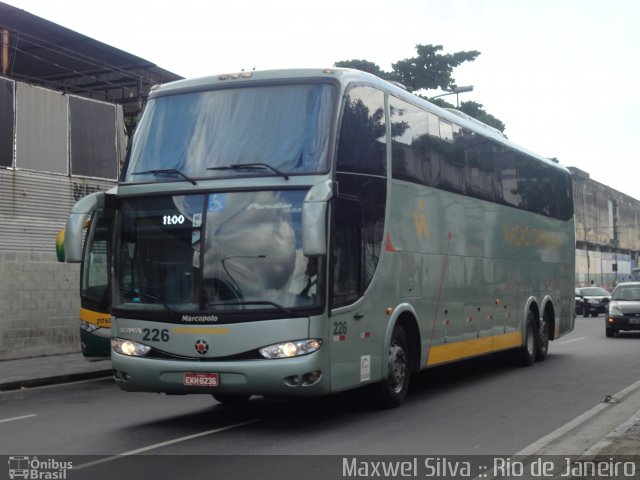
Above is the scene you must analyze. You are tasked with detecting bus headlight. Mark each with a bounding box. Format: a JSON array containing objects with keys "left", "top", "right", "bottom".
[
  {"left": 111, "top": 338, "right": 151, "bottom": 356},
  {"left": 80, "top": 320, "right": 99, "bottom": 333},
  {"left": 259, "top": 339, "right": 323, "bottom": 359}
]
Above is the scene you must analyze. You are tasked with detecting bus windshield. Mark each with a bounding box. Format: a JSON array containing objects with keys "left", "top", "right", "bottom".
[
  {"left": 123, "top": 83, "right": 336, "bottom": 183},
  {"left": 114, "top": 190, "right": 323, "bottom": 317}
]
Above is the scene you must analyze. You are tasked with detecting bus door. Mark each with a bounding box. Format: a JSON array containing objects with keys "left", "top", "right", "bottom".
[{"left": 79, "top": 209, "right": 114, "bottom": 359}]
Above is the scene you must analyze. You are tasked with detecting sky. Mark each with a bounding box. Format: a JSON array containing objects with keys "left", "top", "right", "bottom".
[{"left": 6, "top": 0, "right": 640, "bottom": 199}]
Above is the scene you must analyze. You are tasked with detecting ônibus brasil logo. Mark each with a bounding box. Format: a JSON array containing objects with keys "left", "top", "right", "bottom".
[{"left": 8, "top": 456, "right": 72, "bottom": 479}]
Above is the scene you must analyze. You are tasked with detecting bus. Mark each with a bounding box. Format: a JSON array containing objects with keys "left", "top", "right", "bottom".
[
  {"left": 62, "top": 68, "right": 575, "bottom": 407},
  {"left": 57, "top": 219, "right": 112, "bottom": 360}
]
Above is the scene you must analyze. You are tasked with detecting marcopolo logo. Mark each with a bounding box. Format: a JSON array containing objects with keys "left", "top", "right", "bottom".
[
  {"left": 181, "top": 314, "right": 218, "bottom": 323},
  {"left": 8, "top": 456, "right": 72, "bottom": 479}
]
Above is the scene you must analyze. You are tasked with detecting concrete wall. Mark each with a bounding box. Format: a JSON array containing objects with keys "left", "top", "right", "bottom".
[
  {"left": 0, "top": 252, "right": 80, "bottom": 359},
  {"left": 571, "top": 167, "right": 640, "bottom": 290}
]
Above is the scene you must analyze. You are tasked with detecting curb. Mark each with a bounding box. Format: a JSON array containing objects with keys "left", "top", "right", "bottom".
[{"left": 0, "top": 369, "right": 113, "bottom": 392}]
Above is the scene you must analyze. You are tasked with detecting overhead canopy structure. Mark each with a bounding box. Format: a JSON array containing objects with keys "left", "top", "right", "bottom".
[{"left": 0, "top": 1, "right": 183, "bottom": 127}]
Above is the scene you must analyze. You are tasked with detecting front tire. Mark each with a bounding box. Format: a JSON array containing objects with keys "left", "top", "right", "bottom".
[{"left": 376, "top": 325, "right": 410, "bottom": 409}]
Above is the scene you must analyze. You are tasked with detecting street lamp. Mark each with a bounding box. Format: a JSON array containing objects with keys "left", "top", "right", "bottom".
[{"left": 430, "top": 85, "right": 474, "bottom": 107}]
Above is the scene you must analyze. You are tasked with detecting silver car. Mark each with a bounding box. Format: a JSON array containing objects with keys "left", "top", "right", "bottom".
[{"left": 606, "top": 282, "right": 640, "bottom": 337}]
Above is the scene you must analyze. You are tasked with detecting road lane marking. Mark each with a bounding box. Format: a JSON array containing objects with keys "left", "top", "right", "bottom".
[
  {"left": 0, "top": 414, "right": 38, "bottom": 424},
  {"left": 74, "top": 419, "right": 260, "bottom": 470},
  {"left": 559, "top": 337, "right": 584, "bottom": 344}
]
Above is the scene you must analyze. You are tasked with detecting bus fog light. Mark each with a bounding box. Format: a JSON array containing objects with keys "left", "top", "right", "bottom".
[
  {"left": 284, "top": 375, "right": 300, "bottom": 386},
  {"left": 111, "top": 338, "right": 151, "bottom": 356},
  {"left": 302, "top": 370, "right": 322, "bottom": 385},
  {"left": 259, "top": 339, "right": 323, "bottom": 359}
]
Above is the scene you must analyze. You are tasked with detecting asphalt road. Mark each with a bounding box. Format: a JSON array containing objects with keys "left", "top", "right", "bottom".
[{"left": 1, "top": 316, "right": 638, "bottom": 477}]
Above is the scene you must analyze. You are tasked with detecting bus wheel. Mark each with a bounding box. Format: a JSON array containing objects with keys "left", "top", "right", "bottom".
[
  {"left": 376, "top": 325, "right": 410, "bottom": 408},
  {"left": 535, "top": 316, "right": 549, "bottom": 362},
  {"left": 516, "top": 311, "right": 536, "bottom": 367},
  {"left": 212, "top": 394, "right": 251, "bottom": 406}
]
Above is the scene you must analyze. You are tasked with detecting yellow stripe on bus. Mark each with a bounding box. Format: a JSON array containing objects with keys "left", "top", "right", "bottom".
[
  {"left": 79, "top": 307, "right": 111, "bottom": 328},
  {"left": 171, "top": 327, "right": 231, "bottom": 335},
  {"left": 426, "top": 332, "right": 522, "bottom": 366}
]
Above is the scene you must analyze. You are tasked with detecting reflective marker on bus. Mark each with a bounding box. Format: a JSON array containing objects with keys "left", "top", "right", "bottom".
[{"left": 61, "top": 68, "right": 575, "bottom": 407}]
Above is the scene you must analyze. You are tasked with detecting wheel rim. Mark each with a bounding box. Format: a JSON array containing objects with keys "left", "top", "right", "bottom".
[{"left": 388, "top": 341, "right": 408, "bottom": 394}]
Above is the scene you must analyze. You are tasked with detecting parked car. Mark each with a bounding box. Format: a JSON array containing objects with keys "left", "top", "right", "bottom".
[
  {"left": 575, "top": 286, "right": 611, "bottom": 317},
  {"left": 575, "top": 288, "right": 583, "bottom": 315},
  {"left": 606, "top": 282, "right": 640, "bottom": 337}
]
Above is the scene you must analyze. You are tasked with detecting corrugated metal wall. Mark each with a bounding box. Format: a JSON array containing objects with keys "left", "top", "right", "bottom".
[
  {"left": 0, "top": 170, "right": 114, "bottom": 252},
  {"left": 0, "top": 78, "right": 122, "bottom": 253}
]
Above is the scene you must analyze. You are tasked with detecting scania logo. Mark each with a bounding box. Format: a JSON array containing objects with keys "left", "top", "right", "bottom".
[{"left": 195, "top": 339, "right": 209, "bottom": 355}]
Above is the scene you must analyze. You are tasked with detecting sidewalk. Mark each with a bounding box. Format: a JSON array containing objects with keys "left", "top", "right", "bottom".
[
  {"left": 0, "top": 352, "right": 112, "bottom": 391},
  {"left": 0, "top": 353, "right": 639, "bottom": 458}
]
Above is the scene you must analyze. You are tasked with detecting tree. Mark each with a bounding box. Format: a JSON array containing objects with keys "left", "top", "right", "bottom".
[{"left": 335, "top": 44, "right": 505, "bottom": 132}]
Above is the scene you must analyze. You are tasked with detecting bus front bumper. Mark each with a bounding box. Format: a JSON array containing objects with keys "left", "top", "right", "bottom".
[{"left": 112, "top": 350, "right": 331, "bottom": 397}]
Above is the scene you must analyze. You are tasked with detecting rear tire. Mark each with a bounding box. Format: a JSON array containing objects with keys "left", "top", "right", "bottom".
[
  {"left": 535, "top": 316, "right": 549, "bottom": 362},
  {"left": 516, "top": 311, "right": 536, "bottom": 367},
  {"left": 375, "top": 325, "right": 410, "bottom": 409}
]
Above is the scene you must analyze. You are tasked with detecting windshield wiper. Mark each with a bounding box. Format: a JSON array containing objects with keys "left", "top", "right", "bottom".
[
  {"left": 207, "top": 300, "right": 292, "bottom": 315},
  {"left": 207, "top": 163, "right": 289, "bottom": 181},
  {"left": 121, "top": 289, "right": 179, "bottom": 316},
  {"left": 131, "top": 168, "right": 197, "bottom": 185}
]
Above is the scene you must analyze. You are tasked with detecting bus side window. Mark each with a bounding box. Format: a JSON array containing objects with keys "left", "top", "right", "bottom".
[
  {"left": 81, "top": 210, "right": 113, "bottom": 309},
  {"left": 332, "top": 198, "right": 363, "bottom": 308}
]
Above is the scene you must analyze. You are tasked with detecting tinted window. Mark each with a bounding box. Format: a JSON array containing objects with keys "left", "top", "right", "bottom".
[
  {"left": 464, "top": 129, "right": 494, "bottom": 201},
  {"left": 432, "top": 121, "right": 465, "bottom": 194},
  {"left": 390, "top": 96, "right": 431, "bottom": 185},
  {"left": 334, "top": 86, "right": 387, "bottom": 307},
  {"left": 337, "top": 86, "right": 386, "bottom": 176}
]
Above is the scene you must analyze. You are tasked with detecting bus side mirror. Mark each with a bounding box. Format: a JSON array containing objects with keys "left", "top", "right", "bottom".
[
  {"left": 64, "top": 192, "right": 105, "bottom": 263},
  {"left": 302, "top": 180, "right": 334, "bottom": 256}
]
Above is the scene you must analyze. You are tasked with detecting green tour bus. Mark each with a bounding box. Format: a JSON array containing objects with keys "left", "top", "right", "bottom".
[{"left": 63, "top": 68, "right": 575, "bottom": 407}]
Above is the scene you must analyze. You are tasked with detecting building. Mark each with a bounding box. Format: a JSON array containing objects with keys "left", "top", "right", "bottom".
[
  {"left": 0, "top": 2, "right": 181, "bottom": 359},
  {"left": 571, "top": 167, "right": 640, "bottom": 290}
]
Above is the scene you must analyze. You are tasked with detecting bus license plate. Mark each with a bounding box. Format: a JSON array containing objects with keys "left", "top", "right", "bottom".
[{"left": 183, "top": 372, "right": 219, "bottom": 387}]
